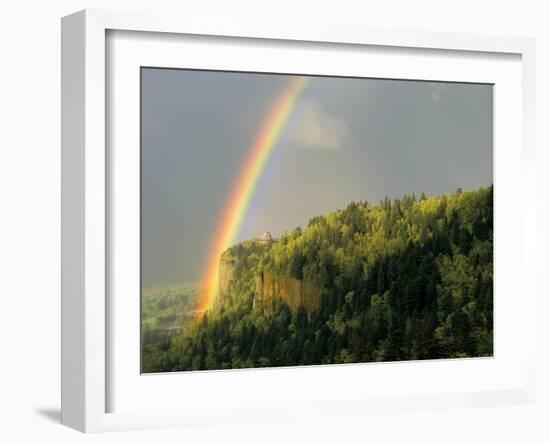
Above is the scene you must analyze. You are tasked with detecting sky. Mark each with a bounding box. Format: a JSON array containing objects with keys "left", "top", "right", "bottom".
[{"left": 141, "top": 68, "right": 493, "bottom": 288}]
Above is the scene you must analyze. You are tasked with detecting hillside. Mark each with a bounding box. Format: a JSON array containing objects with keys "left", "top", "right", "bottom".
[
  {"left": 141, "top": 282, "right": 199, "bottom": 367},
  {"left": 142, "top": 186, "right": 493, "bottom": 373}
]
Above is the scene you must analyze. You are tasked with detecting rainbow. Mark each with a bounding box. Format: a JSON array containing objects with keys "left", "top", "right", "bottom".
[{"left": 195, "top": 75, "right": 309, "bottom": 312}]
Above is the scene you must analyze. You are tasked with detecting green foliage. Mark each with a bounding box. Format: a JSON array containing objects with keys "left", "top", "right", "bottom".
[
  {"left": 142, "top": 186, "right": 493, "bottom": 372},
  {"left": 141, "top": 283, "right": 200, "bottom": 373}
]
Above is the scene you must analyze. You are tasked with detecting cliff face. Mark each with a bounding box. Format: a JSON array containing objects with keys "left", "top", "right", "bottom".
[
  {"left": 217, "top": 256, "right": 234, "bottom": 305},
  {"left": 216, "top": 243, "right": 322, "bottom": 314},
  {"left": 253, "top": 271, "right": 321, "bottom": 314}
]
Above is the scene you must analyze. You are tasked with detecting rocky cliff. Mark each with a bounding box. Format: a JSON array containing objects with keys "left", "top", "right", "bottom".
[
  {"left": 216, "top": 242, "right": 322, "bottom": 314},
  {"left": 217, "top": 255, "right": 234, "bottom": 304},
  {"left": 217, "top": 253, "right": 321, "bottom": 314},
  {"left": 253, "top": 270, "right": 321, "bottom": 315}
]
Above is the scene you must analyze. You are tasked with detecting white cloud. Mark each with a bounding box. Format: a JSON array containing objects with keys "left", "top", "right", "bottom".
[
  {"left": 430, "top": 83, "right": 447, "bottom": 103},
  {"left": 291, "top": 100, "right": 350, "bottom": 151}
]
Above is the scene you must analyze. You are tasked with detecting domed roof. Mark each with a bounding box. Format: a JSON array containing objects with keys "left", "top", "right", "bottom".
[{"left": 259, "top": 231, "right": 272, "bottom": 242}]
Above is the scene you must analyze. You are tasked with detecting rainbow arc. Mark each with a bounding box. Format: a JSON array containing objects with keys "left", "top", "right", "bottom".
[{"left": 195, "top": 76, "right": 309, "bottom": 312}]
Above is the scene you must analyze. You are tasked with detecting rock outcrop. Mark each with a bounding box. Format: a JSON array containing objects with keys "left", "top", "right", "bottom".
[
  {"left": 217, "top": 255, "right": 234, "bottom": 305},
  {"left": 253, "top": 270, "right": 321, "bottom": 314},
  {"left": 216, "top": 243, "right": 322, "bottom": 314}
]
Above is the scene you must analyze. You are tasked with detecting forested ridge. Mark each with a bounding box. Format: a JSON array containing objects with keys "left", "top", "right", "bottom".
[{"left": 142, "top": 186, "right": 493, "bottom": 373}]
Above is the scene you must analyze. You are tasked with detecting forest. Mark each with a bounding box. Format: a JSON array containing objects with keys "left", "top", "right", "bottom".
[{"left": 142, "top": 186, "right": 493, "bottom": 373}]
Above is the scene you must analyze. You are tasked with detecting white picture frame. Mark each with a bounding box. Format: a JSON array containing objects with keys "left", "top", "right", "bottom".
[{"left": 61, "top": 9, "right": 537, "bottom": 433}]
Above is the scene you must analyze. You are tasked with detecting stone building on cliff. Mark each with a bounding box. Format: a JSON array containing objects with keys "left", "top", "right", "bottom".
[{"left": 258, "top": 231, "right": 273, "bottom": 244}]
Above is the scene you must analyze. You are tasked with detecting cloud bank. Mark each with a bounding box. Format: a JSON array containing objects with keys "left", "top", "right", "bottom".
[
  {"left": 430, "top": 83, "right": 448, "bottom": 103},
  {"left": 291, "top": 100, "right": 350, "bottom": 151}
]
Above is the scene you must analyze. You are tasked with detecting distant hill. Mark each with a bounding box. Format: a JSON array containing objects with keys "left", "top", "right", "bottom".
[
  {"left": 142, "top": 186, "right": 493, "bottom": 373},
  {"left": 141, "top": 282, "right": 199, "bottom": 364}
]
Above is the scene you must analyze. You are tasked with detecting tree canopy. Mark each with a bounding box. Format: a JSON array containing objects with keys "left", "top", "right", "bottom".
[{"left": 142, "top": 186, "right": 493, "bottom": 373}]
